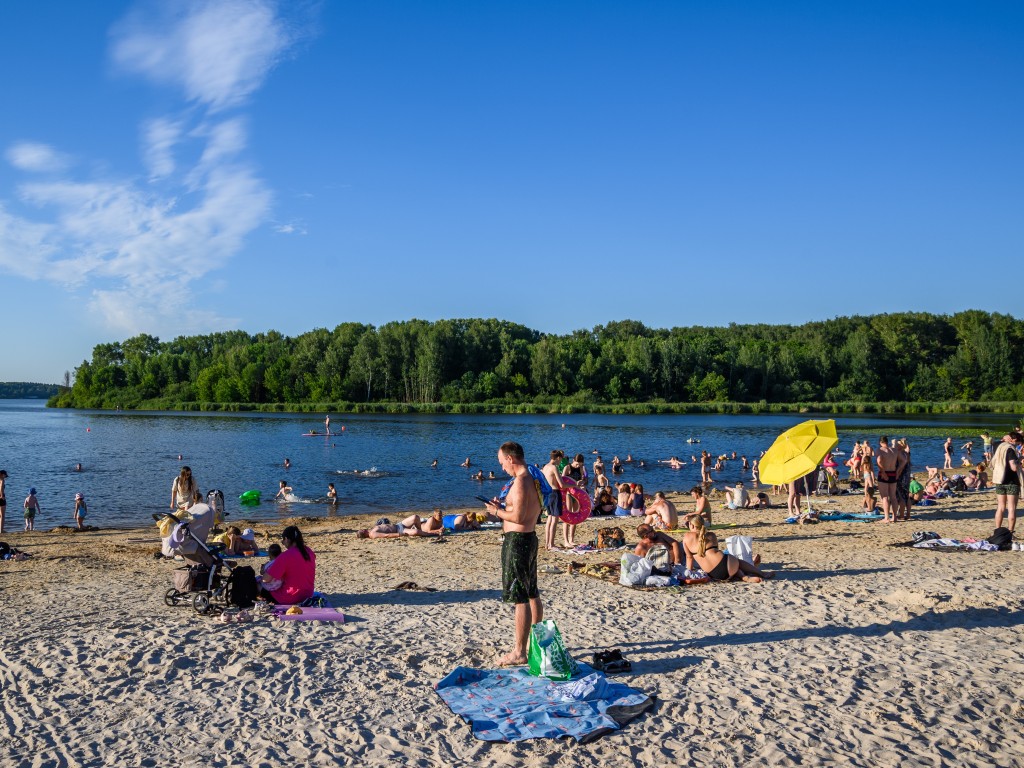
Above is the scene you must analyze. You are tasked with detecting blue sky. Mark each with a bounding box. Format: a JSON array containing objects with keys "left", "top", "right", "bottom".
[{"left": 2, "top": 1, "right": 1022, "bottom": 382}]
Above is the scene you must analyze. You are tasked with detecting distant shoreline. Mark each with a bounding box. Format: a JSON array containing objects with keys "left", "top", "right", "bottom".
[{"left": 45, "top": 399, "right": 1024, "bottom": 416}]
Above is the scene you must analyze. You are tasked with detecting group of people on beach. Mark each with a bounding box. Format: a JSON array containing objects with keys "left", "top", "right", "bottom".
[{"left": 0, "top": 469, "right": 89, "bottom": 534}]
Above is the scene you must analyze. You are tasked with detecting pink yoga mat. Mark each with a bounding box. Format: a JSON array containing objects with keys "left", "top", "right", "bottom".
[{"left": 273, "top": 607, "right": 345, "bottom": 622}]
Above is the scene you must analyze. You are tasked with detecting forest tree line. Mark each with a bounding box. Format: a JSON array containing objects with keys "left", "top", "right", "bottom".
[
  {"left": 48, "top": 311, "right": 1024, "bottom": 411},
  {"left": 1, "top": 382, "right": 60, "bottom": 399}
]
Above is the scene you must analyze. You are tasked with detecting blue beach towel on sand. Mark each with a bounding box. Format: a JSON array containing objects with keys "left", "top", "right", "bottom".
[{"left": 435, "top": 663, "right": 653, "bottom": 743}]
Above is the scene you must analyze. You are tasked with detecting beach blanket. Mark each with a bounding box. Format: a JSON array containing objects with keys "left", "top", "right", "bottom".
[
  {"left": 272, "top": 606, "right": 346, "bottom": 622},
  {"left": 221, "top": 549, "right": 268, "bottom": 559},
  {"left": 818, "top": 513, "right": 884, "bottom": 522},
  {"left": 786, "top": 512, "right": 882, "bottom": 523},
  {"left": 664, "top": 523, "right": 738, "bottom": 535},
  {"left": 435, "top": 664, "right": 653, "bottom": 743}
]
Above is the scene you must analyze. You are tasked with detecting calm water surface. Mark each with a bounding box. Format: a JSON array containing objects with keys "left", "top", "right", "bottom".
[{"left": 0, "top": 400, "right": 1011, "bottom": 529}]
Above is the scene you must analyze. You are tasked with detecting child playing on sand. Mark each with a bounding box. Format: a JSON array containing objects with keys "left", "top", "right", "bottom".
[
  {"left": 24, "top": 488, "right": 41, "bottom": 531},
  {"left": 73, "top": 493, "right": 87, "bottom": 530}
]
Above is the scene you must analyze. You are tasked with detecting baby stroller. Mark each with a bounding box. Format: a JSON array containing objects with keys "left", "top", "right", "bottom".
[
  {"left": 206, "top": 489, "right": 226, "bottom": 525},
  {"left": 157, "top": 509, "right": 239, "bottom": 615},
  {"left": 815, "top": 468, "right": 839, "bottom": 497}
]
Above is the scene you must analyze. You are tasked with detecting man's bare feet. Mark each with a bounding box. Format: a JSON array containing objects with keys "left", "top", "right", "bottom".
[
  {"left": 497, "top": 652, "right": 527, "bottom": 667},
  {"left": 741, "top": 576, "right": 763, "bottom": 583}
]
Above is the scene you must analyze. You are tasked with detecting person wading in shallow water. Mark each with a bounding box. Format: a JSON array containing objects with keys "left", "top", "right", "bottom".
[{"left": 485, "top": 441, "right": 543, "bottom": 667}]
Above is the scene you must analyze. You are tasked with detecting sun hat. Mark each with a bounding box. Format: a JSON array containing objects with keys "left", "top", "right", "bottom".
[
  {"left": 75, "top": 493, "right": 83, "bottom": 500},
  {"left": 241, "top": 528, "right": 256, "bottom": 541}
]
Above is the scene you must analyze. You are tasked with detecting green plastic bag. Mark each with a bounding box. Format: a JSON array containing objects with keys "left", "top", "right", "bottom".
[{"left": 527, "top": 620, "right": 579, "bottom": 681}]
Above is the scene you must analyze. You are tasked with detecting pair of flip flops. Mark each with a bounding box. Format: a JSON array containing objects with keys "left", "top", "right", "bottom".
[{"left": 593, "top": 649, "right": 632, "bottom": 674}]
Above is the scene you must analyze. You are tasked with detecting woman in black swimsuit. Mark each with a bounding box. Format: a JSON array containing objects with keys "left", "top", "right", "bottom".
[{"left": 682, "top": 516, "right": 772, "bottom": 583}]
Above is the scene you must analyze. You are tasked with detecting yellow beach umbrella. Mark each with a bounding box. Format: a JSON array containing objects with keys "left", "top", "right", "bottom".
[{"left": 759, "top": 419, "right": 839, "bottom": 486}]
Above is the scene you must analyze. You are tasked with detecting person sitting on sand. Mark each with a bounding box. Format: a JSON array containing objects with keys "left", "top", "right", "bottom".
[
  {"left": 594, "top": 487, "right": 617, "bottom": 515},
  {"left": 614, "top": 483, "right": 632, "bottom": 516},
  {"left": 634, "top": 524, "right": 684, "bottom": 565},
  {"left": 690, "top": 486, "right": 712, "bottom": 525},
  {"left": 259, "top": 525, "right": 315, "bottom": 604},
  {"left": 357, "top": 515, "right": 443, "bottom": 539},
  {"left": 723, "top": 482, "right": 750, "bottom": 510},
  {"left": 908, "top": 478, "right": 925, "bottom": 504},
  {"left": 682, "top": 516, "right": 772, "bottom": 583},
  {"left": 976, "top": 463, "right": 989, "bottom": 490},
  {"left": 261, "top": 543, "right": 282, "bottom": 575},
  {"left": 643, "top": 492, "right": 678, "bottom": 530}
]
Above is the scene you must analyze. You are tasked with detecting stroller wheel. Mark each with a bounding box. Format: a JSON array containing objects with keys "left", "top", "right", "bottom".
[
  {"left": 164, "top": 588, "right": 182, "bottom": 607},
  {"left": 193, "top": 593, "right": 212, "bottom": 615}
]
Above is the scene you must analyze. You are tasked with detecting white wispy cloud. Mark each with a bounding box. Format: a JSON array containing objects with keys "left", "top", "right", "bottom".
[
  {"left": 111, "top": 0, "right": 295, "bottom": 112},
  {"left": 0, "top": 0, "right": 310, "bottom": 335},
  {"left": 142, "top": 117, "right": 183, "bottom": 179},
  {"left": 6, "top": 142, "right": 72, "bottom": 173},
  {"left": 274, "top": 220, "right": 307, "bottom": 235}
]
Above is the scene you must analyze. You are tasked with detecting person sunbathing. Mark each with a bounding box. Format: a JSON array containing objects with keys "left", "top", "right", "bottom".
[
  {"left": 682, "top": 516, "right": 772, "bottom": 583},
  {"left": 224, "top": 526, "right": 258, "bottom": 555},
  {"left": 634, "top": 524, "right": 684, "bottom": 565},
  {"left": 419, "top": 509, "right": 446, "bottom": 532},
  {"left": 357, "top": 515, "right": 443, "bottom": 539}
]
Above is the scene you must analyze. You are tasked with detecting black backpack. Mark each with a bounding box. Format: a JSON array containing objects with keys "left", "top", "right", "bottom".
[
  {"left": 988, "top": 527, "right": 1014, "bottom": 551},
  {"left": 228, "top": 566, "right": 259, "bottom": 608}
]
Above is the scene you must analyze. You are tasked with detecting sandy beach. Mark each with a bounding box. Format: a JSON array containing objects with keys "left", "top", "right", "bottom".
[{"left": 1, "top": 481, "right": 1022, "bottom": 768}]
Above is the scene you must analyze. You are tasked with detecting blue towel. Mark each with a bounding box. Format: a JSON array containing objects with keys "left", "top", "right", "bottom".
[
  {"left": 818, "top": 513, "right": 884, "bottom": 521},
  {"left": 435, "top": 663, "right": 652, "bottom": 743}
]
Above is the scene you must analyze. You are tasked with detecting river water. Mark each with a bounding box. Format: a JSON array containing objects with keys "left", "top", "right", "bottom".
[{"left": 0, "top": 400, "right": 1011, "bottom": 529}]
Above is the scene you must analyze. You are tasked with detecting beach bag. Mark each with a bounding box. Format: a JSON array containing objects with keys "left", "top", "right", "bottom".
[
  {"left": 988, "top": 527, "right": 1014, "bottom": 551},
  {"left": 228, "top": 566, "right": 259, "bottom": 608},
  {"left": 596, "top": 527, "right": 625, "bottom": 549},
  {"left": 725, "top": 535, "right": 754, "bottom": 564},
  {"left": 173, "top": 565, "right": 209, "bottom": 592},
  {"left": 619, "top": 553, "right": 653, "bottom": 586},
  {"left": 527, "top": 620, "right": 578, "bottom": 681},
  {"left": 644, "top": 544, "right": 672, "bottom": 574}
]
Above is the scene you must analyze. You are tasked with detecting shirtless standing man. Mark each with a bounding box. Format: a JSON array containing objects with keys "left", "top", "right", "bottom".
[
  {"left": 876, "top": 436, "right": 907, "bottom": 524},
  {"left": 486, "top": 441, "right": 543, "bottom": 667},
  {"left": 541, "top": 450, "right": 565, "bottom": 550}
]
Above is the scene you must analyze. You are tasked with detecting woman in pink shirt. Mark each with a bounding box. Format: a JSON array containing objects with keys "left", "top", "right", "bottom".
[{"left": 261, "top": 525, "right": 316, "bottom": 604}]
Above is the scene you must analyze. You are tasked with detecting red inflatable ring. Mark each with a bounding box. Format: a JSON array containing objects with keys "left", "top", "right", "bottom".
[{"left": 559, "top": 485, "right": 592, "bottom": 525}]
